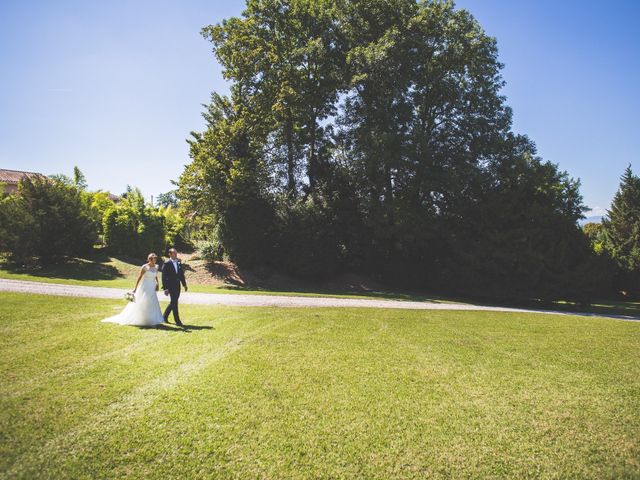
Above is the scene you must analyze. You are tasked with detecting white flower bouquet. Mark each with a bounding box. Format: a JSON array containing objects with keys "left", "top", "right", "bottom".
[{"left": 124, "top": 291, "right": 136, "bottom": 303}]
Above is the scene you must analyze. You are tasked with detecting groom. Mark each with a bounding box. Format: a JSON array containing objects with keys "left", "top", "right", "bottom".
[{"left": 162, "top": 248, "right": 187, "bottom": 326}]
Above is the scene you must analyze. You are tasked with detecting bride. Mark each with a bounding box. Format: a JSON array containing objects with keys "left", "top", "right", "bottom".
[{"left": 102, "top": 253, "right": 165, "bottom": 327}]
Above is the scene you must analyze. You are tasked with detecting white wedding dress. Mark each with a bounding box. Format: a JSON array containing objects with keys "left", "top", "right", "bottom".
[{"left": 102, "top": 265, "right": 165, "bottom": 326}]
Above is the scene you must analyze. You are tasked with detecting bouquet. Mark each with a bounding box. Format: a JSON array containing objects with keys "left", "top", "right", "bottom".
[{"left": 124, "top": 291, "right": 136, "bottom": 303}]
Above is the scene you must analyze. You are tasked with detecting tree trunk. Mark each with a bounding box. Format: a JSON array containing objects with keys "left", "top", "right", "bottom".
[
  {"left": 285, "top": 109, "right": 296, "bottom": 195},
  {"left": 308, "top": 109, "right": 318, "bottom": 190}
]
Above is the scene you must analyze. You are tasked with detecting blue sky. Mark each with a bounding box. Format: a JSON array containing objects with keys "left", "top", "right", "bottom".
[{"left": 1, "top": 0, "right": 638, "bottom": 216}]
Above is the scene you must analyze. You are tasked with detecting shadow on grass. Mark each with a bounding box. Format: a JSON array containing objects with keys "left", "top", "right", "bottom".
[
  {"left": 137, "top": 323, "right": 214, "bottom": 333},
  {"left": 535, "top": 299, "right": 640, "bottom": 318},
  {"left": 2, "top": 257, "right": 124, "bottom": 282}
]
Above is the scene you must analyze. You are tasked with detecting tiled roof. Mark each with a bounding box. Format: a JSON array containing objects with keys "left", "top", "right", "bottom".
[{"left": 0, "top": 169, "right": 45, "bottom": 184}]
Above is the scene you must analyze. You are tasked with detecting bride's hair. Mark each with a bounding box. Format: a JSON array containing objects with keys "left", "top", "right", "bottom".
[{"left": 147, "top": 253, "right": 157, "bottom": 262}]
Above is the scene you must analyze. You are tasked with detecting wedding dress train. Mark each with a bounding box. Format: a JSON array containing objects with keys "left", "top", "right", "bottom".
[{"left": 102, "top": 266, "right": 165, "bottom": 326}]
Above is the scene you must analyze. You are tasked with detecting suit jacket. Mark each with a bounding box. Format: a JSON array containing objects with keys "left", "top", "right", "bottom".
[{"left": 162, "top": 259, "right": 187, "bottom": 291}]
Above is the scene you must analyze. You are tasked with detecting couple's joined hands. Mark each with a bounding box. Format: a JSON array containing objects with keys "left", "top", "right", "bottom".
[{"left": 163, "top": 287, "right": 187, "bottom": 296}]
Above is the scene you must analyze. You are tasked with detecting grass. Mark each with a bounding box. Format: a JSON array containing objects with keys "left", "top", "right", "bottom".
[
  {"left": 1, "top": 293, "right": 639, "bottom": 479},
  {"left": 0, "top": 255, "right": 134, "bottom": 289}
]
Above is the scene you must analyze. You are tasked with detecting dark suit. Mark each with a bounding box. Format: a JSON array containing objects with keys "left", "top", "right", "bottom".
[{"left": 162, "top": 258, "right": 187, "bottom": 324}]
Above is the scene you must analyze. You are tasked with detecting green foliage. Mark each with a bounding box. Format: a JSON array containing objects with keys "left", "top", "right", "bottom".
[
  {"left": 121, "top": 185, "right": 146, "bottom": 213},
  {"left": 102, "top": 194, "right": 167, "bottom": 258},
  {"left": 603, "top": 165, "right": 640, "bottom": 296},
  {"left": 583, "top": 222, "right": 604, "bottom": 243},
  {"left": 583, "top": 222, "right": 607, "bottom": 255},
  {"left": 0, "top": 177, "right": 97, "bottom": 261},
  {"left": 160, "top": 205, "right": 190, "bottom": 250},
  {"left": 178, "top": 92, "right": 273, "bottom": 266},
  {"left": 73, "top": 166, "right": 88, "bottom": 190},
  {"left": 178, "top": 0, "right": 608, "bottom": 301},
  {"left": 85, "top": 191, "right": 116, "bottom": 237},
  {"left": 215, "top": 199, "right": 274, "bottom": 267},
  {"left": 0, "top": 195, "right": 34, "bottom": 259},
  {"left": 203, "top": 0, "right": 346, "bottom": 193},
  {"left": 102, "top": 207, "right": 138, "bottom": 254},
  {"left": 194, "top": 237, "right": 224, "bottom": 263},
  {"left": 432, "top": 138, "right": 606, "bottom": 302},
  {"left": 137, "top": 209, "right": 166, "bottom": 256},
  {"left": 48, "top": 173, "right": 74, "bottom": 186},
  {"left": 272, "top": 195, "right": 342, "bottom": 277},
  {"left": 156, "top": 190, "right": 179, "bottom": 208}
]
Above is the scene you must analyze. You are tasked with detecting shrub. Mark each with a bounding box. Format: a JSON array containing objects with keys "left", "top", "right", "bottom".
[
  {"left": 88, "top": 191, "right": 116, "bottom": 237},
  {"left": 103, "top": 205, "right": 166, "bottom": 258},
  {"left": 272, "top": 196, "right": 342, "bottom": 278},
  {"left": 161, "top": 206, "right": 191, "bottom": 251},
  {"left": 216, "top": 199, "right": 275, "bottom": 267},
  {"left": 138, "top": 209, "right": 166, "bottom": 256},
  {"left": 0, "top": 177, "right": 97, "bottom": 261},
  {"left": 102, "top": 206, "right": 137, "bottom": 253},
  {"left": 194, "top": 237, "right": 224, "bottom": 263}
]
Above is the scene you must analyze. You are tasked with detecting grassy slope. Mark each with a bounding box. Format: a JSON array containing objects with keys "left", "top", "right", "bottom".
[{"left": 1, "top": 293, "right": 638, "bottom": 479}]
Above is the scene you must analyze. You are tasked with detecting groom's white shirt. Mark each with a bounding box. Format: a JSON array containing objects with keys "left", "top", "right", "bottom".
[{"left": 171, "top": 258, "right": 179, "bottom": 273}]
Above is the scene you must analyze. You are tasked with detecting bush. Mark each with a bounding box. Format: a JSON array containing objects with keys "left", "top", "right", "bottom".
[
  {"left": 102, "top": 206, "right": 137, "bottom": 253},
  {"left": 0, "top": 177, "right": 98, "bottom": 261},
  {"left": 161, "top": 206, "right": 191, "bottom": 251},
  {"left": 272, "top": 196, "right": 342, "bottom": 278},
  {"left": 216, "top": 199, "right": 275, "bottom": 267},
  {"left": 88, "top": 191, "right": 116, "bottom": 237},
  {"left": 194, "top": 237, "right": 224, "bottom": 263},
  {"left": 138, "top": 209, "right": 166, "bottom": 256},
  {"left": 103, "top": 205, "right": 166, "bottom": 257}
]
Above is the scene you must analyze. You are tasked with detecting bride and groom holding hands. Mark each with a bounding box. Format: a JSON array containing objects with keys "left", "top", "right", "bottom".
[{"left": 102, "top": 248, "right": 188, "bottom": 327}]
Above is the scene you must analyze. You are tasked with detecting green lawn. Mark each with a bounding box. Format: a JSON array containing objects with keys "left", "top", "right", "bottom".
[{"left": 1, "top": 293, "right": 638, "bottom": 478}]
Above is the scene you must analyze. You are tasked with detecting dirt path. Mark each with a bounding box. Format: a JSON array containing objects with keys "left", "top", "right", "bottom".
[{"left": 1, "top": 278, "right": 638, "bottom": 321}]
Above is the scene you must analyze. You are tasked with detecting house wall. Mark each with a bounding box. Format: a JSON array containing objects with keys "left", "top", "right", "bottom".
[{"left": 1, "top": 183, "right": 18, "bottom": 195}]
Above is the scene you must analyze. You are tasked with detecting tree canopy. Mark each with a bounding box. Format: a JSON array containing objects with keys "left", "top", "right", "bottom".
[
  {"left": 0, "top": 176, "right": 97, "bottom": 261},
  {"left": 178, "top": 0, "right": 600, "bottom": 301},
  {"left": 603, "top": 165, "right": 640, "bottom": 295}
]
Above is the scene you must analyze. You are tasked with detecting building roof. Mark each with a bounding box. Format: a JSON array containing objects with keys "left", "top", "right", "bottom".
[{"left": 0, "top": 168, "right": 46, "bottom": 185}]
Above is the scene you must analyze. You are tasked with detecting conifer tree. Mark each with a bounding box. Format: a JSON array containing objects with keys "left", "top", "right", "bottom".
[{"left": 603, "top": 165, "right": 640, "bottom": 294}]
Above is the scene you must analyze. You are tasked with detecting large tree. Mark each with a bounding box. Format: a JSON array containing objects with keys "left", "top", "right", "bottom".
[
  {"left": 180, "top": 0, "right": 600, "bottom": 300},
  {"left": 204, "top": 0, "right": 346, "bottom": 195},
  {"left": 179, "top": 92, "right": 274, "bottom": 265},
  {"left": 337, "top": 0, "right": 515, "bottom": 276}
]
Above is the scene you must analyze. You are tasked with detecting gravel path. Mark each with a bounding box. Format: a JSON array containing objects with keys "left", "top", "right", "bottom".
[{"left": 1, "top": 278, "right": 638, "bottom": 321}]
